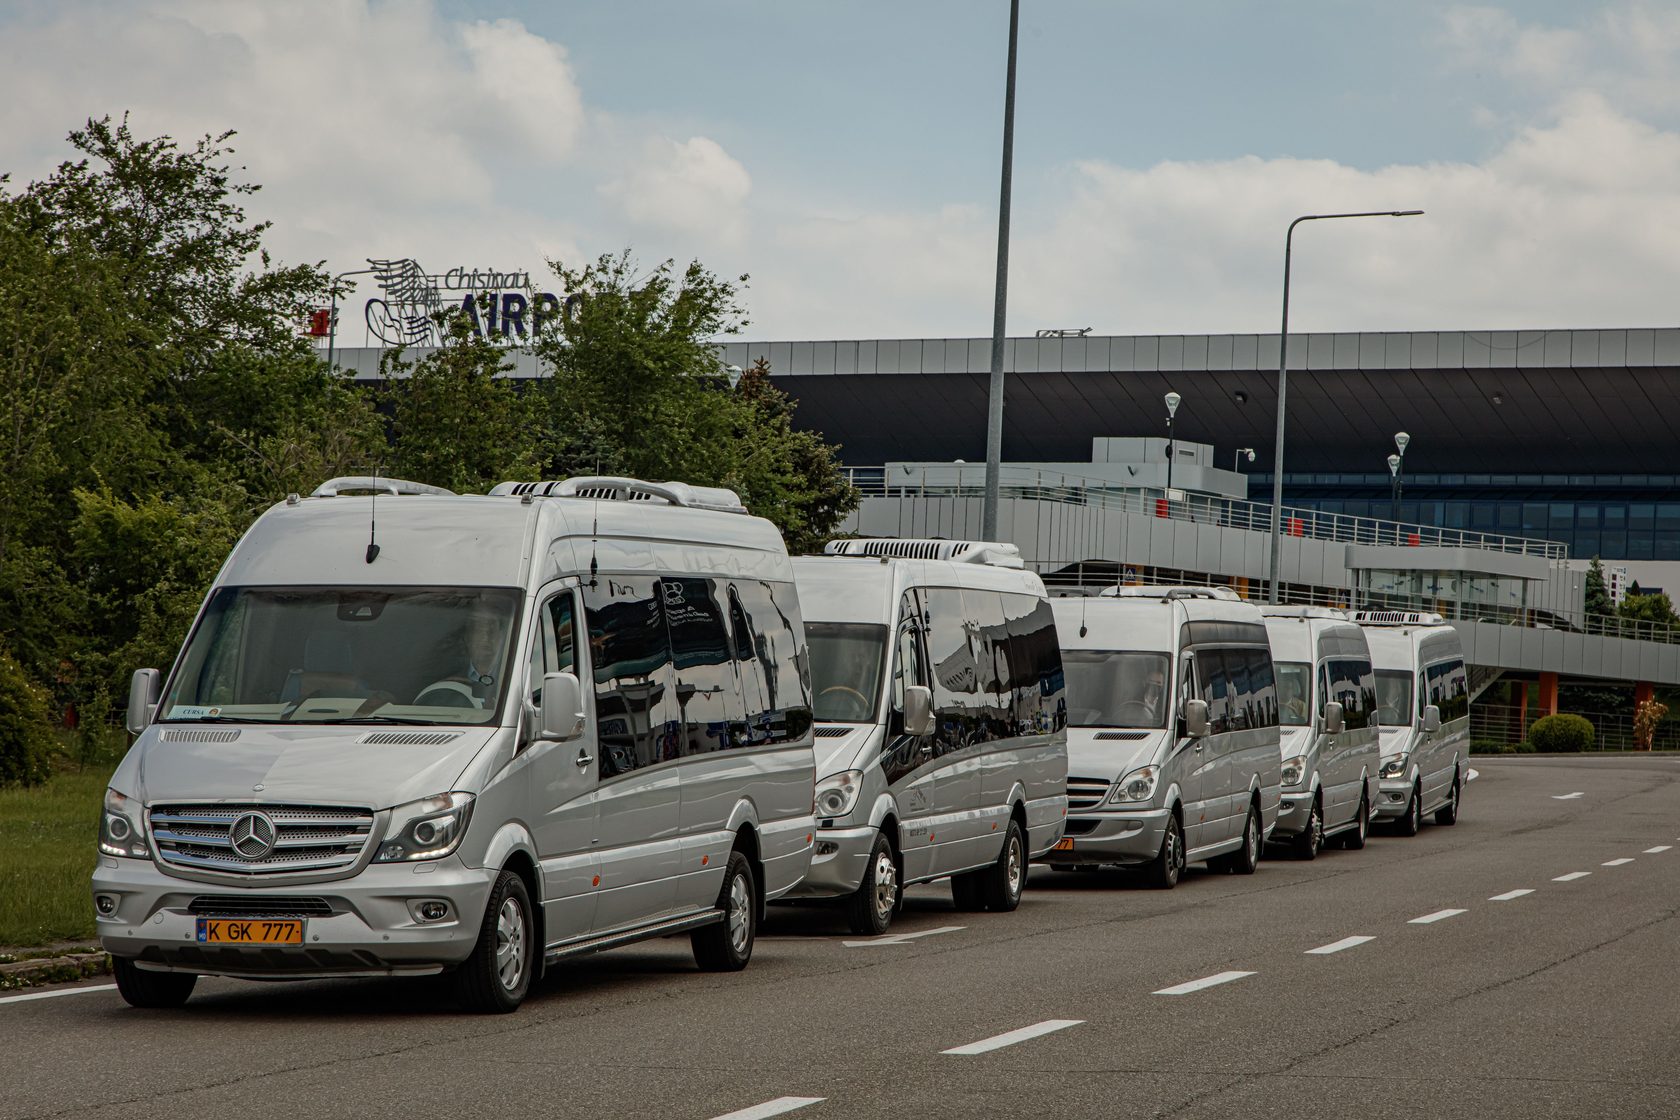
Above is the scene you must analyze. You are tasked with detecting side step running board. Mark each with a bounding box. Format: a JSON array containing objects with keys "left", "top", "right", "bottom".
[{"left": 544, "top": 908, "right": 723, "bottom": 963}]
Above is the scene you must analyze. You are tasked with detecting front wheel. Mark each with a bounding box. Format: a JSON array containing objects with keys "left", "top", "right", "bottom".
[
  {"left": 1289, "top": 797, "right": 1323, "bottom": 861},
  {"left": 452, "top": 869, "right": 534, "bottom": 1013},
  {"left": 1224, "top": 803, "right": 1261, "bottom": 875},
  {"left": 693, "top": 849, "right": 756, "bottom": 971},
  {"left": 1336, "top": 793, "right": 1370, "bottom": 851},
  {"left": 846, "top": 832, "right": 899, "bottom": 935},
  {"left": 1435, "top": 772, "right": 1461, "bottom": 826},
  {"left": 1395, "top": 784, "right": 1422, "bottom": 837},
  {"left": 1142, "top": 812, "right": 1186, "bottom": 890},
  {"left": 113, "top": 958, "right": 196, "bottom": 1009}
]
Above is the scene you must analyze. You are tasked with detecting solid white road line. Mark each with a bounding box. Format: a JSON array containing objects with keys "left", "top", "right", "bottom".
[
  {"left": 1489, "top": 889, "right": 1535, "bottom": 901},
  {"left": 1553, "top": 872, "right": 1592, "bottom": 882},
  {"left": 1644, "top": 845, "right": 1672, "bottom": 854},
  {"left": 1153, "top": 971, "right": 1257, "bottom": 996},
  {"left": 841, "top": 925, "right": 965, "bottom": 948},
  {"left": 1409, "top": 908, "right": 1467, "bottom": 925},
  {"left": 1603, "top": 858, "right": 1635, "bottom": 867},
  {"left": 0, "top": 984, "right": 117, "bottom": 1006},
  {"left": 709, "top": 1098, "right": 826, "bottom": 1120},
  {"left": 1305, "top": 935, "right": 1375, "bottom": 955},
  {"left": 941, "top": 1019, "right": 1084, "bottom": 1055},
  {"left": 1552, "top": 792, "right": 1585, "bottom": 800}
]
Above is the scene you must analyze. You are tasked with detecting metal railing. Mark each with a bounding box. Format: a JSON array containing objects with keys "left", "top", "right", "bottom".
[
  {"left": 846, "top": 465, "right": 1567, "bottom": 559},
  {"left": 1470, "top": 703, "right": 1680, "bottom": 751}
]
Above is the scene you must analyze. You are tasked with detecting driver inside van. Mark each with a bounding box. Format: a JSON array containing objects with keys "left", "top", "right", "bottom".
[
  {"left": 1123, "top": 665, "right": 1167, "bottom": 725},
  {"left": 416, "top": 608, "right": 508, "bottom": 708}
]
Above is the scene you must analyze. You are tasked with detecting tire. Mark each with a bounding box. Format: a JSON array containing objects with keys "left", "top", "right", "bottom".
[
  {"left": 1289, "top": 796, "right": 1323, "bottom": 861},
  {"left": 1435, "top": 771, "right": 1461, "bottom": 826},
  {"left": 113, "top": 957, "right": 196, "bottom": 1009},
  {"left": 951, "top": 867, "right": 988, "bottom": 911},
  {"left": 1223, "top": 803, "right": 1261, "bottom": 875},
  {"left": 692, "top": 849, "right": 756, "bottom": 971},
  {"left": 453, "top": 869, "right": 534, "bottom": 1013},
  {"left": 1395, "top": 784, "right": 1422, "bottom": 837},
  {"left": 1142, "top": 811, "right": 1186, "bottom": 890},
  {"left": 1336, "top": 792, "right": 1370, "bottom": 851},
  {"left": 846, "top": 832, "right": 899, "bottom": 935},
  {"left": 979, "top": 818, "right": 1027, "bottom": 912}
]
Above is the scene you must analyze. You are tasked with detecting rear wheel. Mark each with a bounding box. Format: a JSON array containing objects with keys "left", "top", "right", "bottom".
[
  {"left": 1142, "top": 811, "right": 1186, "bottom": 890},
  {"left": 693, "top": 849, "right": 756, "bottom": 971},
  {"left": 1395, "top": 783, "right": 1423, "bottom": 837},
  {"left": 1289, "top": 796, "right": 1323, "bottom": 861},
  {"left": 452, "top": 869, "right": 533, "bottom": 1013},
  {"left": 979, "top": 818, "right": 1027, "bottom": 912},
  {"left": 113, "top": 958, "right": 196, "bottom": 1009},
  {"left": 1435, "top": 771, "right": 1461, "bottom": 826},
  {"left": 846, "top": 832, "right": 899, "bottom": 935}
]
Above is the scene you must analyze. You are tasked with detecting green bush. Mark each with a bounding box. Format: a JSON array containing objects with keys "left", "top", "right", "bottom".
[
  {"left": 1471, "top": 738, "right": 1516, "bottom": 754},
  {"left": 1529, "top": 713, "right": 1595, "bottom": 753},
  {"left": 0, "top": 646, "right": 56, "bottom": 787}
]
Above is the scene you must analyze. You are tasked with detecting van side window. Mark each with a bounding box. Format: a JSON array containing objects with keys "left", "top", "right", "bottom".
[
  {"left": 962, "top": 586, "right": 1012, "bottom": 745},
  {"left": 1323, "top": 658, "right": 1373, "bottom": 730},
  {"left": 1246, "top": 649, "right": 1278, "bottom": 729},
  {"left": 663, "top": 576, "right": 744, "bottom": 756},
  {"left": 526, "top": 592, "right": 578, "bottom": 705},
  {"left": 1424, "top": 659, "right": 1469, "bottom": 721},
  {"left": 890, "top": 590, "right": 925, "bottom": 713},
  {"left": 583, "top": 577, "right": 681, "bottom": 777},
  {"left": 1194, "top": 649, "right": 1233, "bottom": 735},
  {"left": 722, "top": 579, "right": 813, "bottom": 745},
  {"left": 1004, "top": 593, "right": 1066, "bottom": 734},
  {"left": 924, "top": 587, "right": 981, "bottom": 755}
]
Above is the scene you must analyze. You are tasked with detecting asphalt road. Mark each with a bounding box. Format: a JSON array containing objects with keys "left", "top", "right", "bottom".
[{"left": 6, "top": 755, "right": 1680, "bottom": 1120}]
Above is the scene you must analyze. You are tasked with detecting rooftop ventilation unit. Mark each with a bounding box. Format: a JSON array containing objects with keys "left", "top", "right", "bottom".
[
  {"left": 310, "top": 477, "right": 455, "bottom": 497},
  {"left": 823, "top": 538, "right": 1024, "bottom": 568},
  {"left": 1349, "top": 609, "right": 1446, "bottom": 626},
  {"left": 1259, "top": 605, "right": 1351, "bottom": 620},
  {"left": 489, "top": 476, "right": 748, "bottom": 514},
  {"left": 1100, "top": 585, "right": 1242, "bottom": 601}
]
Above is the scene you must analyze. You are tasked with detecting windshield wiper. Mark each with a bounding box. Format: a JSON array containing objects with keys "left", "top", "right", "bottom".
[
  {"left": 323, "top": 715, "right": 451, "bottom": 726},
  {"left": 157, "top": 716, "right": 275, "bottom": 724}
]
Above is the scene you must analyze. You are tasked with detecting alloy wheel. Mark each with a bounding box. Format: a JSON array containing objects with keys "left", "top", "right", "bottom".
[{"left": 495, "top": 896, "right": 526, "bottom": 992}]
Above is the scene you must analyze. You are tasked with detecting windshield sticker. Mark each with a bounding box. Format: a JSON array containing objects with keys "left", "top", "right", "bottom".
[{"left": 167, "top": 705, "right": 222, "bottom": 719}]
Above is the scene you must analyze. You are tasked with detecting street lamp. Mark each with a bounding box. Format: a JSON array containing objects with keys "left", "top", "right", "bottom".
[
  {"left": 1387, "top": 453, "right": 1403, "bottom": 522},
  {"left": 1234, "top": 448, "right": 1256, "bottom": 472},
  {"left": 1390, "top": 430, "right": 1410, "bottom": 524},
  {"left": 981, "top": 0, "right": 1022, "bottom": 541},
  {"left": 1164, "top": 391, "right": 1182, "bottom": 493},
  {"left": 325, "top": 267, "right": 381, "bottom": 370},
  {"left": 1266, "top": 209, "right": 1424, "bottom": 603}
]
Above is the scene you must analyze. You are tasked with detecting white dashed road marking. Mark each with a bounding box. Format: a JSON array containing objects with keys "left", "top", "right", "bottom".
[
  {"left": 1490, "top": 889, "right": 1535, "bottom": 901},
  {"left": 1644, "top": 846, "right": 1672, "bottom": 854},
  {"left": 709, "top": 1098, "right": 825, "bottom": 1120},
  {"left": 1553, "top": 872, "right": 1592, "bottom": 882},
  {"left": 941, "top": 1019, "right": 1084, "bottom": 1055},
  {"left": 1603, "top": 858, "right": 1635, "bottom": 867},
  {"left": 1154, "top": 971, "right": 1256, "bottom": 996},
  {"left": 1409, "top": 908, "right": 1467, "bottom": 925},
  {"left": 1306, "top": 935, "right": 1374, "bottom": 955},
  {"left": 1552, "top": 792, "right": 1585, "bottom": 800},
  {"left": 842, "top": 925, "right": 965, "bottom": 948},
  {"left": 0, "top": 984, "right": 117, "bottom": 1007}
]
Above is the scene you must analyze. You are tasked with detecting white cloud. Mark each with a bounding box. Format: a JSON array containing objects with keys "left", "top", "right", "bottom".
[
  {"left": 460, "top": 18, "right": 585, "bottom": 161},
  {"left": 601, "top": 136, "right": 752, "bottom": 244}
]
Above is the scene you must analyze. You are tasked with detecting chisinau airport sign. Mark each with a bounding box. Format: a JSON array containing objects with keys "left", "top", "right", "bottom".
[{"left": 362, "top": 258, "right": 570, "bottom": 347}]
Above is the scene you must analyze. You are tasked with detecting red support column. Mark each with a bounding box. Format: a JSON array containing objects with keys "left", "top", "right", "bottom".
[
  {"left": 1516, "top": 680, "right": 1530, "bottom": 740},
  {"left": 1538, "top": 672, "right": 1560, "bottom": 717},
  {"left": 1635, "top": 681, "right": 1654, "bottom": 709}
]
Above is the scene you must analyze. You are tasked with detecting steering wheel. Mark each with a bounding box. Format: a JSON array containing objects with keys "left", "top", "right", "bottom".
[
  {"left": 818, "top": 684, "right": 871, "bottom": 720},
  {"left": 1114, "top": 699, "right": 1155, "bottom": 723},
  {"left": 414, "top": 680, "right": 480, "bottom": 708}
]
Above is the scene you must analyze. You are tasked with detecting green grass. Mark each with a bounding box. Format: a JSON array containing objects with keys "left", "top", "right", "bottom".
[{"left": 0, "top": 764, "right": 115, "bottom": 947}]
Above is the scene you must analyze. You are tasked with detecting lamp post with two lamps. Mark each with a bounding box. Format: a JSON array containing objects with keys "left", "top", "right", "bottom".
[
  {"left": 1266, "top": 209, "right": 1424, "bottom": 603},
  {"left": 1164, "top": 391, "right": 1182, "bottom": 493},
  {"left": 1388, "top": 431, "right": 1410, "bottom": 525}
]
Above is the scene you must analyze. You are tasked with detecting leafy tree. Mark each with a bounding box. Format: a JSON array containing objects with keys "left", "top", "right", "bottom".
[
  {"left": 1584, "top": 556, "right": 1614, "bottom": 619},
  {"left": 0, "top": 641, "right": 55, "bottom": 787},
  {"left": 735, "top": 357, "right": 859, "bottom": 553},
  {"left": 1619, "top": 590, "right": 1679, "bottom": 630}
]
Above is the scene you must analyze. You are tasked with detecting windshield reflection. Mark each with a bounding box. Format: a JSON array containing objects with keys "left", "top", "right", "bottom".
[
  {"left": 1062, "top": 650, "right": 1171, "bottom": 729},
  {"left": 807, "top": 622, "right": 887, "bottom": 722}
]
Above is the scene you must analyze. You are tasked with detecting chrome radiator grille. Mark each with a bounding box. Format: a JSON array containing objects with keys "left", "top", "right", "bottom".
[
  {"left": 1066, "top": 777, "right": 1112, "bottom": 811},
  {"left": 149, "top": 804, "right": 375, "bottom": 875}
]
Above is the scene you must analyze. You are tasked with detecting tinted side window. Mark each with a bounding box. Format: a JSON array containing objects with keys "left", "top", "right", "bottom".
[
  {"left": 724, "top": 579, "right": 812, "bottom": 745},
  {"left": 963, "top": 586, "right": 1011, "bottom": 745},
  {"left": 883, "top": 591, "right": 929, "bottom": 786},
  {"left": 527, "top": 592, "right": 578, "bottom": 705},
  {"left": 1425, "top": 659, "right": 1469, "bottom": 721},
  {"left": 1195, "top": 649, "right": 1234, "bottom": 735},
  {"left": 1324, "top": 658, "right": 1372, "bottom": 730},
  {"left": 663, "top": 576, "right": 743, "bottom": 756},
  {"left": 925, "top": 587, "right": 983, "bottom": 756},
  {"left": 583, "top": 576, "right": 680, "bottom": 777},
  {"left": 1246, "top": 649, "right": 1278, "bottom": 729},
  {"left": 1005, "top": 593, "right": 1066, "bottom": 734}
]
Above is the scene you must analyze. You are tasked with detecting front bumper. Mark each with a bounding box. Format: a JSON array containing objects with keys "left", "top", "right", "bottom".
[
  {"left": 1272, "top": 790, "right": 1312, "bottom": 838},
  {"left": 1373, "top": 774, "right": 1415, "bottom": 820},
  {"left": 1037, "top": 807, "right": 1169, "bottom": 868},
  {"left": 91, "top": 854, "right": 497, "bottom": 979},
  {"left": 784, "top": 824, "right": 875, "bottom": 900}
]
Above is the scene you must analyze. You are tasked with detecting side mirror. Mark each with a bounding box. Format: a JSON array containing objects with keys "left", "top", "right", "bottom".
[
  {"left": 1323, "top": 700, "right": 1345, "bottom": 735},
  {"left": 1421, "top": 704, "right": 1442, "bottom": 734},
  {"left": 1184, "top": 697, "right": 1210, "bottom": 738},
  {"left": 127, "top": 669, "right": 161, "bottom": 735},
  {"left": 539, "top": 672, "right": 586, "bottom": 741},
  {"left": 903, "top": 685, "right": 935, "bottom": 737}
]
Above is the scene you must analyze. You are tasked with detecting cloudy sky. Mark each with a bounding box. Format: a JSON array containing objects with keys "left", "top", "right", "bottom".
[{"left": 2, "top": 0, "right": 1678, "bottom": 341}]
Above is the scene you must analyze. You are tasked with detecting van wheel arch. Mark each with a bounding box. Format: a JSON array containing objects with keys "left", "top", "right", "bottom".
[
  {"left": 732, "top": 824, "right": 766, "bottom": 923},
  {"left": 500, "top": 849, "right": 544, "bottom": 978}
]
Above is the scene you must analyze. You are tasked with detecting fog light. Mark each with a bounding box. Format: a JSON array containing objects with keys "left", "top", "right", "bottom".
[
  {"left": 419, "top": 901, "right": 449, "bottom": 922},
  {"left": 814, "top": 841, "right": 840, "bottom": 856},
  {"left": 94, "top": 894, "right": 117, "bottom": 916},
  {"left": 1280, "top": 800, "right": 1295, "bottom": 812},
  {"left": 1389, "top": 792, "right": 1405, "bottom": 802}
]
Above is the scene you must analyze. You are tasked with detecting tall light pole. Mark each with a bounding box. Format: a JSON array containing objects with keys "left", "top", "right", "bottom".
[
  {"left": 1387, "top": 453, "right": 1403, "bottom": 523},
  {"left": 1391, "top": 430, "right": 1410, "bottom": 523},
  {"left": 981, "top": 0, "right": 1020, "bottom": 541},
  {"left": 325, "top": 266, "right": 380, "bottom": 370},
  {"left": 1266, "top": 209, "right": 1423, "bottom": 603},
  {"left": 1164, "top": 391, "right": 1182, "bottom": 492}
]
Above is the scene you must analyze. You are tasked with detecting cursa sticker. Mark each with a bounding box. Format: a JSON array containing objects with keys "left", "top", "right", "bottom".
[{"left": 167, "top": 706, "right": 222, "bottom": 719}]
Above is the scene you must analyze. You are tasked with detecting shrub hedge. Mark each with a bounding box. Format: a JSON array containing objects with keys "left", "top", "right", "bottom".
[{"left": 1529, "top": 713, "right": 1596, "bottom": 753}]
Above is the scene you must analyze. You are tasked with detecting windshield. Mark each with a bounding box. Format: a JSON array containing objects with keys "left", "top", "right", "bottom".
[
  {"left": 807, "top": 622, "right": 887, "bottom": 722},
  {"left": 1373, "top": 670, "right": 1414, "bottom": 727},
  {"left": 161, "top": 586, "right": 523, "bottom": 726},
  {"left": 1062, "top": 650, "right": 1172, "bottom": 729},
  {"left": 1275, "top": 661, "right": 1312, "bottom": 726}
]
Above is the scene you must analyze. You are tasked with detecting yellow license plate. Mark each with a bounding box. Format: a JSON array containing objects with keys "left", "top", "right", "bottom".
[
  {"left": 195, "top": 918, "right": 304, "bottom": 945},
  {"left": 1054, "top": 838, "right": 1075, "bottom": 851}
]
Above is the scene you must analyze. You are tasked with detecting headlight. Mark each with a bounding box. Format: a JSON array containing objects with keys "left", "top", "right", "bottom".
[
  {"left": 814, "top": 770, "right": 864, "bottom": 818},
  {"left": 375, "top": 792, "right": 474, "bottom": 862},
  {"left": 1281, "top": 756, "right": 1306, "bottom": 788},
  {"left": 1108, "top": 765, "right": 1158, "bottom": 804},
  {"left": 1381, "top": 753, "right": 1410, "bottom": 779},
  {"left": 99, "top": 788, "right": 149, "bottom": 858}
]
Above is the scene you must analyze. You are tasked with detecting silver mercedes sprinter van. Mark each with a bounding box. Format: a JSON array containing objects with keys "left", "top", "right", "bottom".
[
  {"left": 1261, "top": 607, "right": 1380, "bottom": 859},
  {"left": 1352, "top": 610, "right": 1469, "bottom": 834},
  {"left": 788, "top": 540, "right": 1068, "bottom": 934},
  {"left": 1045, "top": 587, "right": 1282, "bottom": 889},
  {"left": 94, "top": 476, "right": 817, "bottom": 1012}
]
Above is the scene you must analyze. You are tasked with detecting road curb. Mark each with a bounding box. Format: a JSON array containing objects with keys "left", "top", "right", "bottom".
[{"left": 0, "top": 950, "right": 110, "bottom": 991}]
